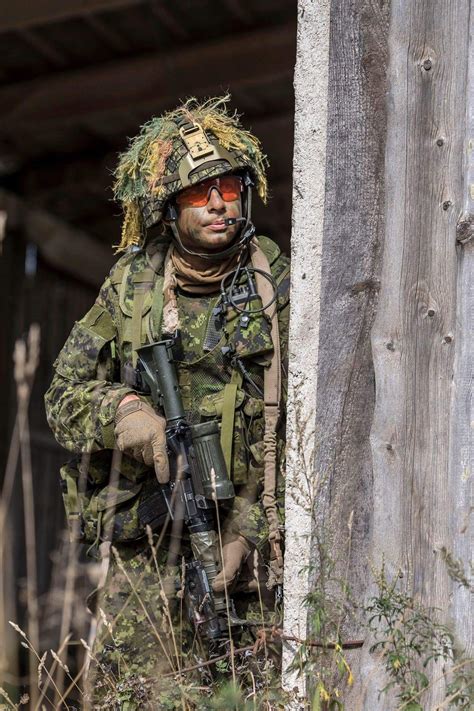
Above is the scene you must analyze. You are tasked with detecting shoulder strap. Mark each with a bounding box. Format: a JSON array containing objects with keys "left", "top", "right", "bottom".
[
  {"left": 249, "top": 238, "right": 284, "bottom": 589},
  {"left": 118, "top": 247, "right": 167, "bottom": 366},
  {"left": 220, "top": 369, "right": 244, "bottom": 474},
  {"left": 254, "top": 234, "right": 281, "bottom": 266},
  {"left": 131, "top": 269, "right": 155, "bottom": 366}
]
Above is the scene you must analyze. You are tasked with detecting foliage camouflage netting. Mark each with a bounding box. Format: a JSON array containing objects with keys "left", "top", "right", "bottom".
[{"left": 113, "top": 95, "right": 269, "bottom": 251}]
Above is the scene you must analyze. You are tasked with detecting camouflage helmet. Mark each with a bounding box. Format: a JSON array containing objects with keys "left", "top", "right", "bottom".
[{"left": 113, "top": 95, "right": 268, "bottom": 251}]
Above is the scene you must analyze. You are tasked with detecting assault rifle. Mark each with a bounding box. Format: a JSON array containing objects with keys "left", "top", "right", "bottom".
[{"left": 136, "top": 339, "right": 236, "bottom": 641}]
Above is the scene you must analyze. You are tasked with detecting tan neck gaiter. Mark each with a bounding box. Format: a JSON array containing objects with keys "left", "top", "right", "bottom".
[
  {"left": 170, "top": 244, "right": 242, "bottom": 295},
  {"left": 162, "top": 243, "right": 244, "bottom": 335}
]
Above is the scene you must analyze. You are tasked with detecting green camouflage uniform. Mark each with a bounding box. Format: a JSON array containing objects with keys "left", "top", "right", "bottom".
[{"left": 45, "top": 234, "right": 289, "bottom": 708}]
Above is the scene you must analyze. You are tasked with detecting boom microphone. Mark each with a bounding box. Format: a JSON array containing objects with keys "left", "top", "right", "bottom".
[{"left": 224, "top": 217, "right": 246, "bottom": 226}]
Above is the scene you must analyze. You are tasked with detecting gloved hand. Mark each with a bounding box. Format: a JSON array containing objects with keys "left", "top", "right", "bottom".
[
  {"left": 212, "top": 535, "right": 251, "bottom": 593},
  {"left": 114, "top": 398, "right": 169, "bottom": 483}
]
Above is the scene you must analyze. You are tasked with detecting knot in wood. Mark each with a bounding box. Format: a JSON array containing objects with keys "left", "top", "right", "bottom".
[
  {"left": 456, "top": 215, "right": 474, "bottom": 244},
  {"left": 422, "top": 57, "right": 433, "bottom": 71}
]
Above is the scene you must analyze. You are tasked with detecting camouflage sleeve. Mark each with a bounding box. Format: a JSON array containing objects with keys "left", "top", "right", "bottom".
[
  {"left": 223, "top": 497, "right": 269, "bottom": 551},
  {"left": 44, "top": 279, "right": 133, "bottom": 453},
  {"left": 277, "top": 262, "right": 290, "bottom": 408},
  {"left": 276, "top": 264, "right": 289, "bottom": 516}
]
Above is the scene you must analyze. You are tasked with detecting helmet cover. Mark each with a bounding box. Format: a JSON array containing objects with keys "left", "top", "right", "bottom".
[{"left": 113, "top": 95, "right": 268, "bottom": 251}]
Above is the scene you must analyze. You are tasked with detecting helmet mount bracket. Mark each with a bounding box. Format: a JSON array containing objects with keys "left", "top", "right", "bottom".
[{"left": 178, "top": 124, "right": 238, "bottom": 189}]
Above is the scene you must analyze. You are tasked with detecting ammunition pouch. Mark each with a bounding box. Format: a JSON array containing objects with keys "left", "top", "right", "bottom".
[
  {"left": 224, "top": 293, "right": 274, "bottom": 361},
  {"left": 198, "top": 387, "right": 266, "bottom": 487},
  {"left": 60, "top": 456, "right": 169, "bottom": 553}
]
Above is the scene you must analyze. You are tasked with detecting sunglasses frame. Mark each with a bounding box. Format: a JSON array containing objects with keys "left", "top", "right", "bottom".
[{"left": 175, "top": 174, "right": 243, "bottom": 208}]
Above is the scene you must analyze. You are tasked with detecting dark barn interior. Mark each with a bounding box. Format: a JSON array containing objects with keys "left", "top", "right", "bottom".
[{"left": 0, "top": 0, "right": 296, "bottom": 659}]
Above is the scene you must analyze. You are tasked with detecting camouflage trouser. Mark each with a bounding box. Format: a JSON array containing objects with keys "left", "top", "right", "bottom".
[{"left": 86, "top": 537, "right": 282, "bottom": 710}]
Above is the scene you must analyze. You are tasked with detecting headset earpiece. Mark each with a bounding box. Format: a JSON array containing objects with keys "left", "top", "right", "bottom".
[
  {"left": 165, "top": 202, "right": 178, "bottom": 222},
  {"left": 243, "top": 172, "right": 254, "bottom": 188}
]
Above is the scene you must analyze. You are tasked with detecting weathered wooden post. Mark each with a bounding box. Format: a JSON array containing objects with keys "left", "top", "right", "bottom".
[
  {"left": 452, "top": 0, "right": 474, "bottom": 669},
  {"left": 364, "top": 1, "right": 473, "bottom": 707},
  {"left": 285, "top": 0, "right": 473, "bottom": 707}
]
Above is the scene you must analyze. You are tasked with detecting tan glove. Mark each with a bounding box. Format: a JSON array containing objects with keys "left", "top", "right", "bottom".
[
  {"left": 114, "top": 399, "right": 169, "bottom": 483},
  {"left": 212, "top": 535, "right": 251, "bottom": 593}
]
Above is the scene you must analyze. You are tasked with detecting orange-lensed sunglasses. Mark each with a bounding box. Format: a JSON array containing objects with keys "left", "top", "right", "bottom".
[{"left": 175, "top": 175, "right": 243, "bottom": 208}]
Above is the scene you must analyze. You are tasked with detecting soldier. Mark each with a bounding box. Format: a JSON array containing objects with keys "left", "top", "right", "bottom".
[{"left": 45, "top": 96, "right": 290, "bottom": 708}]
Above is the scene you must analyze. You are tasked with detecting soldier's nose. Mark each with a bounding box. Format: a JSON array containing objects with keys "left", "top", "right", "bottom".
[{"left": 207, "top": 187, "right": 226, "bottom": 210}]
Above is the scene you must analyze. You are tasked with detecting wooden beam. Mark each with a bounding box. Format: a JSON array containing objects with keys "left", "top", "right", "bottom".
[
  {"left": 85, "top": 15, "right": 129, "bottom": 52},
  {"left": 18, "top": 28, "right": 66, "bottom": 66},
  {"left": 16, "top": 111, "right": 293, "bottom": 193},
  {"left": 449, "top": 0, "right": 474, "bottom": 665},
  {"left": 0, "top": 0, "right": 142, "bottom": 32},
  {"left": 0, "top": 190, "right": 113, "bottom": 287},
  {"left": 368, "top": 1, "right": 470, "bottom": 707},
  {"left": 0, "top": 24, "right": 295, "bottom": 133},
  {"left": 148, "top": 1, "right": 188, "bottom": 39},
  {"left": 303, "top": 0, "right": 390, "bottom": 704},
  {"left": 223, "top": 0, "right": 252, "bottom": 26}
]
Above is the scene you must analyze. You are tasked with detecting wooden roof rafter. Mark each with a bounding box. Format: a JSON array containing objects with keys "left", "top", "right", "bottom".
[
  {"left": 84, "top": 15, "right": 129, "bottom": 52},
  {"left": 16, "top": 110, "right": 293, "bottom": 194},
  {"left": 17, "top": 28, "right": 66, "bottom": 67},
  {"left": 0, "top": 3, "right": 296, "bottom": 254},
  {"left": 0, "top": 23, "right": 295, "bottom": 135},
  {"left": 0, "top": 0, "right": 143, "bottom": 32},
  {"left": 148, "top": 1, "right": 189, "bottom": 40},
  {"left": 222, "top": 0, "right": 253, "bottom": 26}
]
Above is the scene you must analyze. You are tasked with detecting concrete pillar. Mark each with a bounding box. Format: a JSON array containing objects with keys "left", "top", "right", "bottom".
[{"left": 283, "top": 0, "right": 331, "bottom": 699}]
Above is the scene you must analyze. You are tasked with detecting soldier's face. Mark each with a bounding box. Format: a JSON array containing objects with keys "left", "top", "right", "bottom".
[{"left": 175, "top": 182, "right": 242, "bottom": 252}]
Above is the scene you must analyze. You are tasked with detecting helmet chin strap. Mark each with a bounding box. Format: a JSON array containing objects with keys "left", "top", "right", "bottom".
[{"left": 168, "top": 185, "right": 256, "bottom": 262}]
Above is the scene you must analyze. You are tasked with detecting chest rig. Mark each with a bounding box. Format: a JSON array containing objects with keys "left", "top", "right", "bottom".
[{"left": 114, "top": 236, "right": 287, "bottom": 590}]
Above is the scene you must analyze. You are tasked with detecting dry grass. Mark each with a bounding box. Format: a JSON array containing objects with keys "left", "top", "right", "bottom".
[
  {"left": 2, "top": 328, "right": 471, "bottom": 711},
  {"left": 0, "top": 326, "right": 288, "bottom": 710}
]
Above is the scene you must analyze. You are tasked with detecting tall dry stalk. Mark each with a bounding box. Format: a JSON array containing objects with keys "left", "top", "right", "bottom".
[
  {"left": 210, "top": 468, "right": 236, "bottom": 686},
  {"left": 1, "top": 398, "right": 22, "bottom": 691},
  {"left": 52, "top": 445, "right": 118, "bottom": 707},
  {"left": 49, "top": 530, "right": 79, "bottom": 706},
  {"left": 13, "top": 324, "right": 41, "bottom": 708}
]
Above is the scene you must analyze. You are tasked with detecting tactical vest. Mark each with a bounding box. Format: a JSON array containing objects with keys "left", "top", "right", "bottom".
[{"left": 61, "top": 236, "right": 289, "bottom": 575}]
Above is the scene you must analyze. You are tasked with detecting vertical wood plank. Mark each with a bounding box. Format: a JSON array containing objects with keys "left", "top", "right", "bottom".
[
  {"left": 367, "top": 1, "right": 470, "bottom": 706},
  {"left": 449, "top": 0, "right": 474, "bottom": 659},
  {"left": 311, "top": 1, "right": 389, "bottom": 701}
]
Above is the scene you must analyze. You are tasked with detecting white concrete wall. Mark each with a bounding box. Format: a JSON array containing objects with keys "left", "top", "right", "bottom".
[{"left": 282, "top": 0, "right": 331, "bottom": 702}]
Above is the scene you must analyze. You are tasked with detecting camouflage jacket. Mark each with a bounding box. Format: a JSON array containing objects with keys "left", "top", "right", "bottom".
[{"left": 44, "top": 235, "right": 290, "bottom": 552}]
